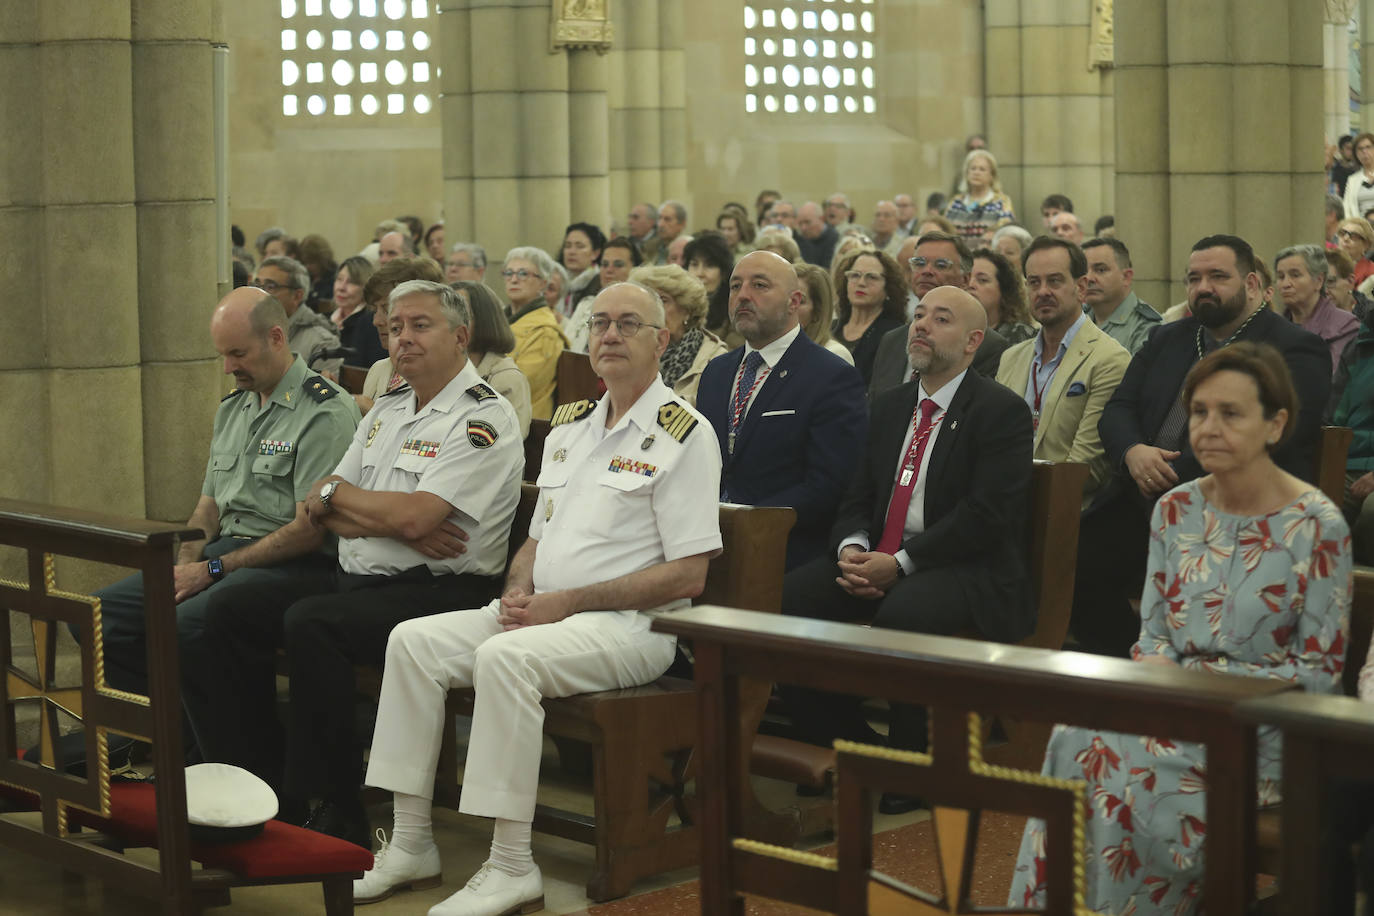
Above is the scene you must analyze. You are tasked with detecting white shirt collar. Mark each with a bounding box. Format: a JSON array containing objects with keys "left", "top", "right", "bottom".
[
  {"left": 743, "top": 323, "right": 802, "bottom": 369},
  {"left": 919, "top": 367, "right": 968, "bottom": 409}
]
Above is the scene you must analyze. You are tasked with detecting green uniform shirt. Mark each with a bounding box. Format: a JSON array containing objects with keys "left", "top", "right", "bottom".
[
  {"left": 1092, "top": 291, "right": 1162, "bottom": 355},
  {"left": 202, "top": 355, "right": 361, "bottom": 538}
]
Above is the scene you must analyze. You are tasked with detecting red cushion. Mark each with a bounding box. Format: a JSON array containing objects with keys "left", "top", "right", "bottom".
[{"left": 71, "top": 783, "right": 373, "bottom": 879}]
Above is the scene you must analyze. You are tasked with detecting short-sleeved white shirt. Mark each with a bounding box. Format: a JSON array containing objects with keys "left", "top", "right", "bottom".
[
  {"left": 531, "top": 377, "right": 723, "bottom": 612},
  {"left": 332, "top": 359, "right": 523, "bottom": 577}
]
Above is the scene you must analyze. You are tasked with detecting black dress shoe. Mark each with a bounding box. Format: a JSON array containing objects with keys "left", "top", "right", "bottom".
[
  {"left": 302, "top": 799, "right": 371, "bottom": 848},
  {"left": 877, "top": 792, "right": 923, "bottom": 815}
]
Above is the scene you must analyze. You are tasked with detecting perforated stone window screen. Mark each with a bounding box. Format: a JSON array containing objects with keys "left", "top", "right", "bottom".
[
  {"left": 279, "top": 0, "right": 436, "bottom": 118},
  {"left": 743, "top": 0, "right": 877, "bottom": 115}
]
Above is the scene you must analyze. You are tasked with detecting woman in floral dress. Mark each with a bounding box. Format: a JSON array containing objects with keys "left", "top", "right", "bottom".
[{"left": 1010, "top": 342, "right": 1352, "bottom": 913}]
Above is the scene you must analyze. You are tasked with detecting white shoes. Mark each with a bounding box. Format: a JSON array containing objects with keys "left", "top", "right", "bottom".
[
  {"left": 427, "top": 861, "right": 544, "bottom": 916},
  {"left": 354, "top": 829, "right": 443, "bottom": 904}
]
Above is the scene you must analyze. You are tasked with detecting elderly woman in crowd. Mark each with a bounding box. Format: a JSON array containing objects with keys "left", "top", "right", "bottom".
[
  {"left": 454, "top": 280, "right": 533, "bottom": 438},
  {"left": 1011, "top": 343, "right": 1351, "bottom": 914},
  {"left": 331, "top": 255, "right": 385, "bottom": 366},
  {"left": 717, "top": 208, "right": 755, "bottom": 258},
  {"left": 943, "top": 149, "right": 1016, "bottom": 245},
  {"left": 967, "top": 247, "right": 1037, "bottom": 345},
  {"left": 832, "top": 248, "right": 907, "bottom": 384},
  {"left": 1344, "top": 132, "right": 1374, "bottom": 218},
  {"left": 556, "top": 222, "right": 606, "bottom": 318},
  {"left": 793, "top": 262, "right": 854, "bottom": 365},
  {"left": 683, "top": 232, "right": 737, "bottom": 347},
  {"left": 502, "top": 246, "right": 570, "bottom": 421},
  {"left": 298, "top": 233, "right": 337, "bottom": 310},
  {"left": 1275, "top": 243, "right": 1358, "bottom": 375},
  {"left": 564, "top": 237, "right": 642, "bottom": 353},
  {"left": 755, "top": 226, "right": 802, "bottom": 264},
  {"left": 1326, "top": 248, "right": 1372, "bottom": 320},
  {"left": 357, "top": 256, "right": 445, "bottom": 412},
  {"left": 1335, "top": 216, "right": 1374, "bottom": 290},
  {"left": 628, "top": 264, "right": 727, "bottom": 406},
  {"left": 992, "top": 224, "right": 1034, "bottom": 267},
  {"left": 445, "top": 242, "right": 486, "bottom": 284},
  {"left": 542, "top": 263, "right": 571, "bottom": 314}
]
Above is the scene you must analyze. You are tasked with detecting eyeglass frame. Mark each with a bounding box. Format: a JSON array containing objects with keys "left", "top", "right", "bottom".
[{"left": 585, "top": 314, "right": 663, "bottom": 338}]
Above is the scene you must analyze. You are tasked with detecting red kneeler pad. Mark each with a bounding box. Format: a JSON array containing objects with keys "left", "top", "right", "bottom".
[{"left": 70, "top": 782, "right": 374, "bottom": 879}]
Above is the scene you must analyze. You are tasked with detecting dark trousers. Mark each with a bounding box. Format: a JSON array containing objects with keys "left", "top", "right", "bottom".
[
  {"left": 778, "top": 554, "right": 977, "bottom": 753},
  {"left": 180, "top": 565, "right": 500, "bottom": 800},
  {"left": 1068, "top": 490, "right": 1149, "bottom": 658}
]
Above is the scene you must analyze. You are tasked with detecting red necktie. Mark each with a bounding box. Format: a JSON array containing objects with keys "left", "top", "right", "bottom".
[{"left": 876, "top": 398, "right": 939, "bottom": 555}]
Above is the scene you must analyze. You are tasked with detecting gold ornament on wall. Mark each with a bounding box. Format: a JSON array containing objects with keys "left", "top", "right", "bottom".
[
  {"left": 1089, "top": 0, "right": 1113, "bottom": 71},
  {"left": 551, "top": 0, "right": 614, "bottom": 53}
]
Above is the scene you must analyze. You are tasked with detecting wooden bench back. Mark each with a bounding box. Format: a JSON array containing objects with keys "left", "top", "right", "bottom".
[
  {"left": 555, "top": 350, "right": 602, "bottom": 404},
  {"left": 338, "top": 365, "right": 369, "bottom": 395},
  {"left": 1022, "top": 460, "right": 1090, "bottom": 651},
  {"left": 1317, "top": 425, "right": 1353, "bottom": 506}
]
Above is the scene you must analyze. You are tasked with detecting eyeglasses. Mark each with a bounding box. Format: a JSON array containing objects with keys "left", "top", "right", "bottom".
[
  {"left": 502, "top": 268, "right": 539, "bottom": 281},
  {"left": 255, "top": 278, "right": 296, "bottom": 293},
  {"left": 448, "top": 260, "right": 474, "bottom": 269},
  {"left": 587, "top": 315, "right": 662, "bottom": 338},
  {"left": 910, "top": 257, "right": 957, "bottom": 271},
  {"left": 1338, "top": 229, "right": 1370, "bottom": 243},
  {"left": 844, "top": 270, "right": 885, "bottom": 285}
]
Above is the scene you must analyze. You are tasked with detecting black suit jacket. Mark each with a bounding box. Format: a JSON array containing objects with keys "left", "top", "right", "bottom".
[
  {"left": 834, "top": 370, "right": 1035, "bottom": 641},
  {"left": 698, "top": 332, "right": 868, "bottom": 569},
  {"left": 868, "top": 322, "right": 1009, "bottom": 401},
  {"left": 1097, "top": 308, "right": 1331, "bottom": 500}
]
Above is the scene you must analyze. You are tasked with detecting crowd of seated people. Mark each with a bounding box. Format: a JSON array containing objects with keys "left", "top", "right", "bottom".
[{"left": 194, "top": 166, "right": 1374, "bottom": 912}]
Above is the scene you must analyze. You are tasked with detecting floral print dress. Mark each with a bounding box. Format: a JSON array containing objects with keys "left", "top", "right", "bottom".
[{"left": 1009, "top": 481, "right": 1352, "bottom": 913}]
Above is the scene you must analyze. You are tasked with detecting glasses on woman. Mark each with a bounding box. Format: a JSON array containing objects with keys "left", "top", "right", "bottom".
[
  {"left": 845, "top": 270, "right": 884, "bottom": 285},
  {"left": 1338, "top": 229, "right": 1370, "bottom": 244},
  {"left": 502, "top": 268, "right": 537, "bottom": 281},
  {"left": 587, "top": 315, "right": 661, "bottom": 337}
]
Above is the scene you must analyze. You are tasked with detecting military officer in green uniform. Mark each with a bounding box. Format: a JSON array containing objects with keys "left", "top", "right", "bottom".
[
  {"left": 1081, "top": 237, "right": 1163, "bottom": 355},
  {"left": 95, "top": 285, "right": 360, "bottom": 706}
]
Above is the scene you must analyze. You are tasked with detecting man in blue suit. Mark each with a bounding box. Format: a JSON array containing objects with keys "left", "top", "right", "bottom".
[{"left": 697, "top": 250, "right": 868, "bottom": 570}]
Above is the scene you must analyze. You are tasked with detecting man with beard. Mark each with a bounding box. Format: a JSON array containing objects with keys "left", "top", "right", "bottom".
[
  {"left": 779, "top": 286, "right": 1033, "bottom": 811},
  {"left": 1072, "top": 234, "right": 1331, "bottom": 657},
  {"left": 868, "top": 231, "right": 1009, "bottom": 397}
]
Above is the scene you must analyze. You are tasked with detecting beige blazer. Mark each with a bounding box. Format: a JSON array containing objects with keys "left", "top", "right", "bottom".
[{"left": 995, "top": 319, "right": 1130, "bottom": 508}]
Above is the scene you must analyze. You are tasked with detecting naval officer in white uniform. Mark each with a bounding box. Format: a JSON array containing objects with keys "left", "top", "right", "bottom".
[{"left": 355, "top": 281, "right": 722, "bottom": 915}]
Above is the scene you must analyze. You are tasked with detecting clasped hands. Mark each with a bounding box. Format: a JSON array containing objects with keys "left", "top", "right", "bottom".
[
  {"left": 1124, "top": 444, "right": 1182, "bottom": 499},
  {"left": 835, "top": 545, "right": 901, "bottom": 599},
  {"left": 498, "top": 585, "right": 574, "bottom": 630}
]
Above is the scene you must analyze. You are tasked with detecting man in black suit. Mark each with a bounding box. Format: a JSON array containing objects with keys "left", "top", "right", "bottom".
[
  {"left": 781, "top": 286, "right": 1034, "bottom": 802},
  {"left": 697, "top": 251, "right": 868, "bottom": 570},
  {"left": 1072, "top": 234, "right": 1332, "bottom": 657},
  {"left": 868, "top": 231, "right": 1008, "bottom": 399}
]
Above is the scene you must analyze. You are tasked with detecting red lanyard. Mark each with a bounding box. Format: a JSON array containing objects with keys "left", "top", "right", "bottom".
[
  {"left": 1029, "top": 361, "right": 1048, "bottom": 415},
  {"left": 898, "top": 405, "right": 942, "bottom": 484},
  {"left": 729, "top": 363, "right": 769, "bottom": 432}
]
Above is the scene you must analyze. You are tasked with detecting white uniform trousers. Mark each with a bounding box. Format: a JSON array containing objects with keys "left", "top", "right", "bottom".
[{"left": 365, "top": 599, "right": 677, "bottom": 822}]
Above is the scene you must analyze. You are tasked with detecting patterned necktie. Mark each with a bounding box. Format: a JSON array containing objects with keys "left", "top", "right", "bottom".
[
  {"left": 727, "top": 350, "right": 765, "bottom": 455},
  {"left": 876, "top": 398, "right": 939, "bottom": 555}
]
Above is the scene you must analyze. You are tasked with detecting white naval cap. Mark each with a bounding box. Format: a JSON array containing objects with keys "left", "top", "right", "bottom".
[{"left": 185, "top": 763, "right": 279, "bottom": 843}]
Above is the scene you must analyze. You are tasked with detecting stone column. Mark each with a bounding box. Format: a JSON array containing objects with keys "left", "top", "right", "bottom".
[
  {"left": 568, "top": 49, "right": 611, "bottom": 231},
  {"left": 1362, "top": 0, "right": 1374, "bottom": 129},
  {"left": 982, "top": 1, "right": 1114, "bottom": 230},
  {"left": 1326, "top": 0, "right": 1358, "bottom": 142},
  {"left": 658, "top": 0, "right": 688, "bottom": 206},
  {"left": 439, "top": 0, "right": 475, "bottom": 243},
  {"left": 609, "top": 0, "right": 664, "bottom": 225},
  {"left": 1116, "top": 0, "right": 1324, "bottom": 309}
]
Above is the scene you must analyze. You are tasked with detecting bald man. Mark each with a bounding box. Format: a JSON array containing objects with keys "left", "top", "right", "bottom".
[
  {"left": 796, "top": 201, "right": 839, "bottom": 267},
  {"left": 780, "top": 286, "right": 1034, "bottom": 798},
  {"left": 94, "top": 288, "right": 360, "bottom": 730},
  {"left": 697, "top": 251, "right": 867, "bottom": 569}
]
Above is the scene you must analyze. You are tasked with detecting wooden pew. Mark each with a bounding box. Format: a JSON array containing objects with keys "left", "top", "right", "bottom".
[
  {"left": 749, "top": 460, "right": 1090, "bottom": 805},
  {"left": 0, "top": 500, "right": 371, "bottom": 915},
  {"left": 430, "top": 485, "right": 798, "bottom": 901},
  {"left": 1317, "top": 425, "right": 1354, "bottom": 506},
  {"left": 337, "top": 365, "right": 369, "bottom": 396},
  {"left": 555, "top": 349, "right": 602, "bottom": 403},
  {"left": 655, "top": 607, "right": 1293, "bottom": 916}
]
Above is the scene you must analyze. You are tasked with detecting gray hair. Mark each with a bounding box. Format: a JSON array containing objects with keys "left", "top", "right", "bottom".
[
  {"left": 547, "top": 261, "right": 571, "bottom": 290},
  {"left": 254, "top": 226, "right": 287, "bottom": 256},
  {"left": 258, "top": 255, "right": 310, "bottom": 292},
  {"left": 992, "top": 224, "right": 1033, "bottom": 251},
  {"left": 388, "top": 279, "right": 471, "bottom": 329},
  {"left": 1327, "top": 193, "right": 1347, "bottom": 220},
  {"left": 594, "top": 281, "right": 667, "bottom": 326},
  {"left": 374, "top": 217, "right": 407, "bottom": 240},
  {"left": 503, "top": 246, "right": 559, "bottom": 281},
  {"left": 633, "top": 201, "right": 659, "bottom": 221},
  {"left": 826, "top": 192, "right": 852, "bottom": 208},
  {"left": 1274, "top": 244, "right": 1329, "bottom": 285},
  {"left": 661, "top": 200, "right": 688, "bottom": 224},
  {"left": 449, "top": 241, "right": 487, "bottom": 270},
  {"left": 248, "top": 293, "right": 289, "bottom": 338}
]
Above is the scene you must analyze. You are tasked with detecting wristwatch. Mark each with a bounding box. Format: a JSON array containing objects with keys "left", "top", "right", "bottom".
[
  {"left": 206, "top": 557, "right": 225, "bottom": 581},
  {"left": 319, "top": 479, "right": 340, "bottom": 512}
]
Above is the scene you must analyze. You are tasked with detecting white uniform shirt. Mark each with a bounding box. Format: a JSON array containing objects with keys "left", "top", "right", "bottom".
[
  {"left": 332, "top": 359, "right": 523, "bottom": 577},
  {"left": 532, "top": 377, "right": 723, "bottom": 612}
]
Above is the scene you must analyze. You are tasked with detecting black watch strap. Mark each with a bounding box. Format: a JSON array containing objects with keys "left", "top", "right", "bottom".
[{"left": 207, "top": 557, "right": 225, "bottom": 581}]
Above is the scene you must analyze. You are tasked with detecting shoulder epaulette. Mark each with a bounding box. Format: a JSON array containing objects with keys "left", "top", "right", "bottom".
[
  {"left": 379, "top": 383, "right": 412, "bottom": 399},
  {"left": 656, "top": 401, "right": 699, "bottom": 443},
  {"left": 1137, "top": 300, "right": 1163, "bottom": 321},
  {"left": 551, "top": 399, "right": 596, "bottom": 427},
  {"left": 303, "top": 376, "right": 340, "bottom": 403},
  {"left": 221, "top": 388, "right": 246, "bottom": 402},
  {"left": 467, "top": 383, "right": 498, "bottom": 403}
]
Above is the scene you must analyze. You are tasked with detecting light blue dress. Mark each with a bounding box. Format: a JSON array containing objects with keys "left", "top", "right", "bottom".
[{"left": 1009, "top": 481, "right": 1352, "bottom": 913}]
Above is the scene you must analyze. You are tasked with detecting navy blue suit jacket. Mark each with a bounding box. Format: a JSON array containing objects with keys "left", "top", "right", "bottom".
[{"left": 697, "top": 332, "right": 868, "bottom": 570}]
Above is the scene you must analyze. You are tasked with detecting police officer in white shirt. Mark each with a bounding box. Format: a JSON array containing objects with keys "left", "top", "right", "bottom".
[
  {"left": 354, "top": 281, "right": 722, "bottom": 915},
  {"left": 182, "top": 280, "right": 524, "bottom": 848}
]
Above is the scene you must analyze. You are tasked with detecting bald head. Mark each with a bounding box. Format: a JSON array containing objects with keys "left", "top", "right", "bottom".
[
  {"left": 797, "top": 201, "right": 825, "bottom": 240},
  {"left": 379, "top": 231, "right": 408, "bottom": 263},
  {"left": 211, "top": 287, "right": 293, "bottom": 396},
  {"left": 907, "top": 285, "right": 985, "bottom": 385},
  {"left": 728, "top": 250, "right": 801, "bottom": 348}
]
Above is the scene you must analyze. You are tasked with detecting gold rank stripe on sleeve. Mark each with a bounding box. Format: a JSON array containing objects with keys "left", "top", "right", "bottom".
[
  {"left": 656, "top": 402, "right": 698, "bottom": 442},
  {"left": 466, "top": 383, "right": 498, "bottom": 402},
  {"left": 551, "top": 399, "right": 596, "bottom": 427}
]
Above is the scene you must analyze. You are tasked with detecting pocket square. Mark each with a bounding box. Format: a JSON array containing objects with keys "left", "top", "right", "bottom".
[
  {"left": 1066, "top": 381, "right": 1087, "bottom": 397},
  {"left": 760, "top": 409, "right": 796, "bottom": 417}
]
